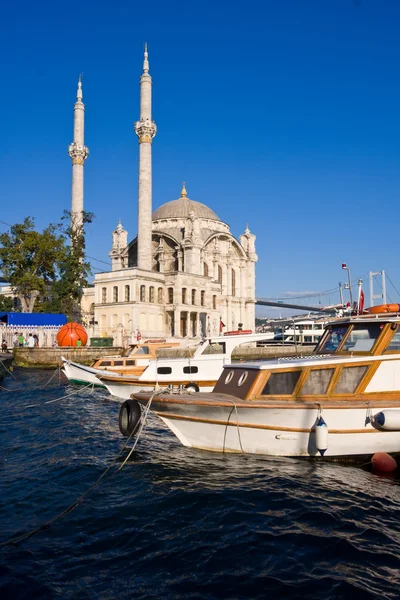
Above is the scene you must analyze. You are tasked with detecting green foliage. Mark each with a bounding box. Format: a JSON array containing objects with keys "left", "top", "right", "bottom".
[
  {"left": 0, "top": 295, "right": 14, "bottom": 312},
  {"left": 0, "top": 217, "right": 67, "bottom": 313},
  {"left": 0, "top": 211, "right": 94, "bottom": 319},
  {"left": 53, "top": 210, "right": 94, "bottom": 321}
]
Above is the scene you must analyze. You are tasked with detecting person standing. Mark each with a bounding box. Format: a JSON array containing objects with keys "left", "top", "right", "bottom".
[
  {"left": 28, "top": 333, "right": 35, "bottom": 348},
  {"left": 18, "top": 332, "right": 24, "bottom": 347},
  {"left": 13, "top": 332, "right": 18, "bottom": 347}
]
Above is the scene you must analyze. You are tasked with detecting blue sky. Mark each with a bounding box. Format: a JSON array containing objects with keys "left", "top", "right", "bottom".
[{"left": 1, "top": 0, "right": 399, "bottom": 315}]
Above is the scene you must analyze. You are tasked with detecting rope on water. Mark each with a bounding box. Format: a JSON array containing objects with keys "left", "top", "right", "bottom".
[
  {"left": 24, "top": 380, "right": 101, "bottom": 408},
  {"left": 0, "top": 364, "right": 63, "bottom": 392},
  {"left": 0, "top": 393, "right": 155, "bottom": 549}
]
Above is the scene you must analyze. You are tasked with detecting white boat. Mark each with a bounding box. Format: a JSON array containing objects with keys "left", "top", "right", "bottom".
[
  {"left": 61, "top": 341, "right": 179, "bottom": 387},
  {"left": 125, "top": 305, "right": 400, "bottom": 459},
  {"left": 266, "top": 318, "right": 328, "bottom": 346},
  {"left": 100, "top": 331, "right": 276, "bottom": 399}
]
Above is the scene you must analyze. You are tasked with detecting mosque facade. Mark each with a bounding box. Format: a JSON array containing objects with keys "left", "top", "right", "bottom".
[{"left": 78, "top": 47, "right": 257, "bottom": 342}]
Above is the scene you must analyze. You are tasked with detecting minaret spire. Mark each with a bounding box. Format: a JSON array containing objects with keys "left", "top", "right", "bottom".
[
  {"left": 134, "top": 44, "right": 157, "bottom": 271},
  {"left": 68, "top": 76, "right": 89, "bottom": 234},
  {"left": 143, "top": 43, "right": 149, "bottom": 73}
]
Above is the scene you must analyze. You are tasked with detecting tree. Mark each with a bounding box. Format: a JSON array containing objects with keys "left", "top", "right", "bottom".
[
  {"left": 0, "top": 211, "right": 94, "bottom": 319},
  {"left": 50, "top": 210, "right": 94, "bottom": 322},
  {"left": 0, "top": 217, "right": 67, "bottom": 312},
  {"left": 0, "top": 295, "right": 14, "bottom": 312}
]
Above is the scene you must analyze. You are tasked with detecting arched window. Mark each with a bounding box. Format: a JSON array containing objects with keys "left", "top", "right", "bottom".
[
  {"left": 192, "top": 289, "right": 196, "bottom": 305},
  {"left": 168, "top": 287, "right": 174, "bottom": 304},
  {"left": 232, "top": 269, "right": 236, "bottom": 297},
  {"left": 182, "top": 288, "right": 187, "bottom": 304},
  {"left": 213, "top": 295, "right": 217, "bottom": 310},
  {"left": 149, "top": 286, "right": 155, "bottom": 303},
  {"left": 102, "top": 287, "right": 107, "bottom": 303},
  {"left": 113, "top": 286, "right": 118, "bottom": 303},
  {"left": 203, "top": 262, "right": 209, "bottom": 277},
  {"left": 125, "top": 285, "right": 130, "bottom": 302},
  {"left": 140, "top": 285, "right": 146, "bottom": 302},
  {"left": 201, "top": 290, "right": 205, "bottom": 306},
  {"left": 158, "top": 287, "right": 163, "bottom": 303},
  {"left": 218, "top": 265, "right": 222, "bottom": 284}
]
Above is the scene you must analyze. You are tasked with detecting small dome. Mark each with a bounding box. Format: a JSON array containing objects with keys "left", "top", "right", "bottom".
[{"left": 152, "top": 183, "right": 220, "bottom": 222}]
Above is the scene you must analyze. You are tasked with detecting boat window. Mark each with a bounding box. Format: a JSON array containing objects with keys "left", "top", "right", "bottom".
[
  {"left": 385, "top": 328, "right": 400, "bottom": 352},
  {"left": 202, "top": 342, "right": 226, "bottom": 355},
  {"left": 300, "top": 368, "right": 334, "bottom": 395},
  {"left": 99, "top": 361, "right": 112, "bottom": 366},
  {"left": 125, "top": 360, "right": 136, "bottom": 366},
  {"left": 183, "top": 366, "right": 199, "bottom": 374},
  {"left": 333, "top": 365, "right": 369, "bottom": 394},
  {"left": 262, "top": 371, "right": 301, "bottom": 396},
  {"left": 225, "top": 371, "right": 234, "bottom": 384},
  {"left": 133, "top": 347, "right": 150, "bottom": 355},
  {"left": 113, "top": 361, "right": 123, "bottom": 366},
  {"left": 238, "top": 372, "right": 248, "bottom": 386},
  {"left": 157, "top": 367, "right": 172, "bottom": 375},
  {"left": 317, "top": 326, "right": 348, "bottom": 353},
  {"left": 340, "top": 324, "right": 383, "bottom": 352}
]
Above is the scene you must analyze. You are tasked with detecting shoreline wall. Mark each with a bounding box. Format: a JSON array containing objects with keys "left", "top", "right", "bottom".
[{"left": 12, "top": 347, "right": 124, "bottom": 368}]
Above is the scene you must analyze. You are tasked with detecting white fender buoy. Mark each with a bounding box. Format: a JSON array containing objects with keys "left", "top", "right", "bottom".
[
  {"left": 315, "top": 416, "right": 328, "bottom": 456},
  {"left": 373, "top": 410, "right": 400, "bottom": 431}
]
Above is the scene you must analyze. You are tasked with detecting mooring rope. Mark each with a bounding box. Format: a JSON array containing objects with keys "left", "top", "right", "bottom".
[
  {"left": 24, "top": 380, "right": 103, "bottom": 408},
  {"left": 224, "top": 399, "right": 245, "bottom": 453},
  {"left": 0, "top": 393, "right": 155, "bottom": 549},
  {"left": 117, "top": 392, "right": 156, "bottom": 471},
  {"left": 0, "top": 363, "right": 64, "bottom": 393}
]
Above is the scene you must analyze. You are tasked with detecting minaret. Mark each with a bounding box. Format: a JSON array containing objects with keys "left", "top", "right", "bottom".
[
  {"left": 68, "top": 76, "right": 89, "bottom": 233},
  {"left": 134, "top": 44, "right": 157, "bottom": 270}
]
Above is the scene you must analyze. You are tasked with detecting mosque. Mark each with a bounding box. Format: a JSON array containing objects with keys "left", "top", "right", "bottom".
[{"left": 73, "top": 46, "right": 258, "bottom": 342}]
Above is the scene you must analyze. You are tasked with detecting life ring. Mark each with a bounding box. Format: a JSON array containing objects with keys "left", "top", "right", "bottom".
[
  {"left": 366, "top": 304, "right": 400, "bottom": 314},
  {"left": 119, "top": 400, "right": 142, "bottom": 437}
]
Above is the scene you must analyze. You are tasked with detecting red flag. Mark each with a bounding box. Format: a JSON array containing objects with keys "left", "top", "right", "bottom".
[
  {"left": 219, "top": 318, "right": 225, "bottom": 333},
  {"left": 358, "top": 289, "right": 365, "bottom": 313}
]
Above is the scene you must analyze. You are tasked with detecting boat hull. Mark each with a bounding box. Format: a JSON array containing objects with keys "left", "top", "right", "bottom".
[
  {"left": 134, "top": 394, "right": 400, "bottom": 457},
  {"left": 104, "top": 380, "right": 215, "bottom": 399}
]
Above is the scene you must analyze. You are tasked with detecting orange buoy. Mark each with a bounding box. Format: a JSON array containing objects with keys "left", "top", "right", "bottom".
[
  {"left": 56, "top": 322, "right": 88, "bottom": 347},
  {"left": 366, "top": 304, "right": 400, "bottom": 314},
  {"left": 371, "top": 452, "right": 397, "bottom": 473}
]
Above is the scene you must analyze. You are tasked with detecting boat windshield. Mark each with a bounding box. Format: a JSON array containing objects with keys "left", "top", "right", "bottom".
[
  {"left": 317, "top": 322, "right": 384, "bottom": 354},
  {"left": 123, "top": 345, "right": 137, "bottom": 357},
  {"left": 317, "top": 325, "right": 348, "bottom": 353}
]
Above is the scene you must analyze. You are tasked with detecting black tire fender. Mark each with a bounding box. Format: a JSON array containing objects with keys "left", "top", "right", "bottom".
[{"left": 119, "top": 400, "right": 142, "bottom": 437}]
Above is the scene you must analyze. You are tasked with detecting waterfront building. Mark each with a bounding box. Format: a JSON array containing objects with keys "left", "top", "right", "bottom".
[{"left": 81, "top": 46, "right": 258, "bottom": 342}]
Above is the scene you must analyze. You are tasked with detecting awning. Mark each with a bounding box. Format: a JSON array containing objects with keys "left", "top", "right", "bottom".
[{"left": 0, "top": 313, "right": 68, "bottom": 327}]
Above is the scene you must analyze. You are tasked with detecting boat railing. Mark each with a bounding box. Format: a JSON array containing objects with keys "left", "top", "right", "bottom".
[{"left": 277, "top": 354, "right": 333, "bottom": 363}]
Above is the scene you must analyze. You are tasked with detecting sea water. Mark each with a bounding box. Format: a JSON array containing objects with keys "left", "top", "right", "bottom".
[{"left": 1, "top": 369, "right": 400, "bottom": 599}]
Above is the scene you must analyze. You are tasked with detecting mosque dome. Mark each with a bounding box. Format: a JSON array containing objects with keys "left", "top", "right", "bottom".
[{"left": 152, "top": 183, "right": 220, "bottom": 222}]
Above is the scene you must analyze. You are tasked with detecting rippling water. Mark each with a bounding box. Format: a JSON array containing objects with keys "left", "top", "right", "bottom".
[{"left": 1, "top": 369, "right": 400, "bottom": 599}]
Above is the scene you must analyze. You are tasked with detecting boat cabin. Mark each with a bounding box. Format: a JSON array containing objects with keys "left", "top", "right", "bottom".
[
  {"left": 214, "top": 314, "right": 400, "bottom": 402},
  {"left": 91, "top": 341, "right": 179, "bottom": 374}
]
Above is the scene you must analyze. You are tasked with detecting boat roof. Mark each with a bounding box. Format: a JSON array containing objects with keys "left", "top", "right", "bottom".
[{"left": 326, "top": 313, "right": 400, "bottom": 326}]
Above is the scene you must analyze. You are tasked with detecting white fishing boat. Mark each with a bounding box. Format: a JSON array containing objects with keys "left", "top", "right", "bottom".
[
  {"left": 61, "top": 340, "right": 179, "bottom": 387},
  {"left": 123, "top": 305, "right": 400, "bottom": 459},
  {"left": 100, "top": 331, "right": 276, "bottom": 399}
]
